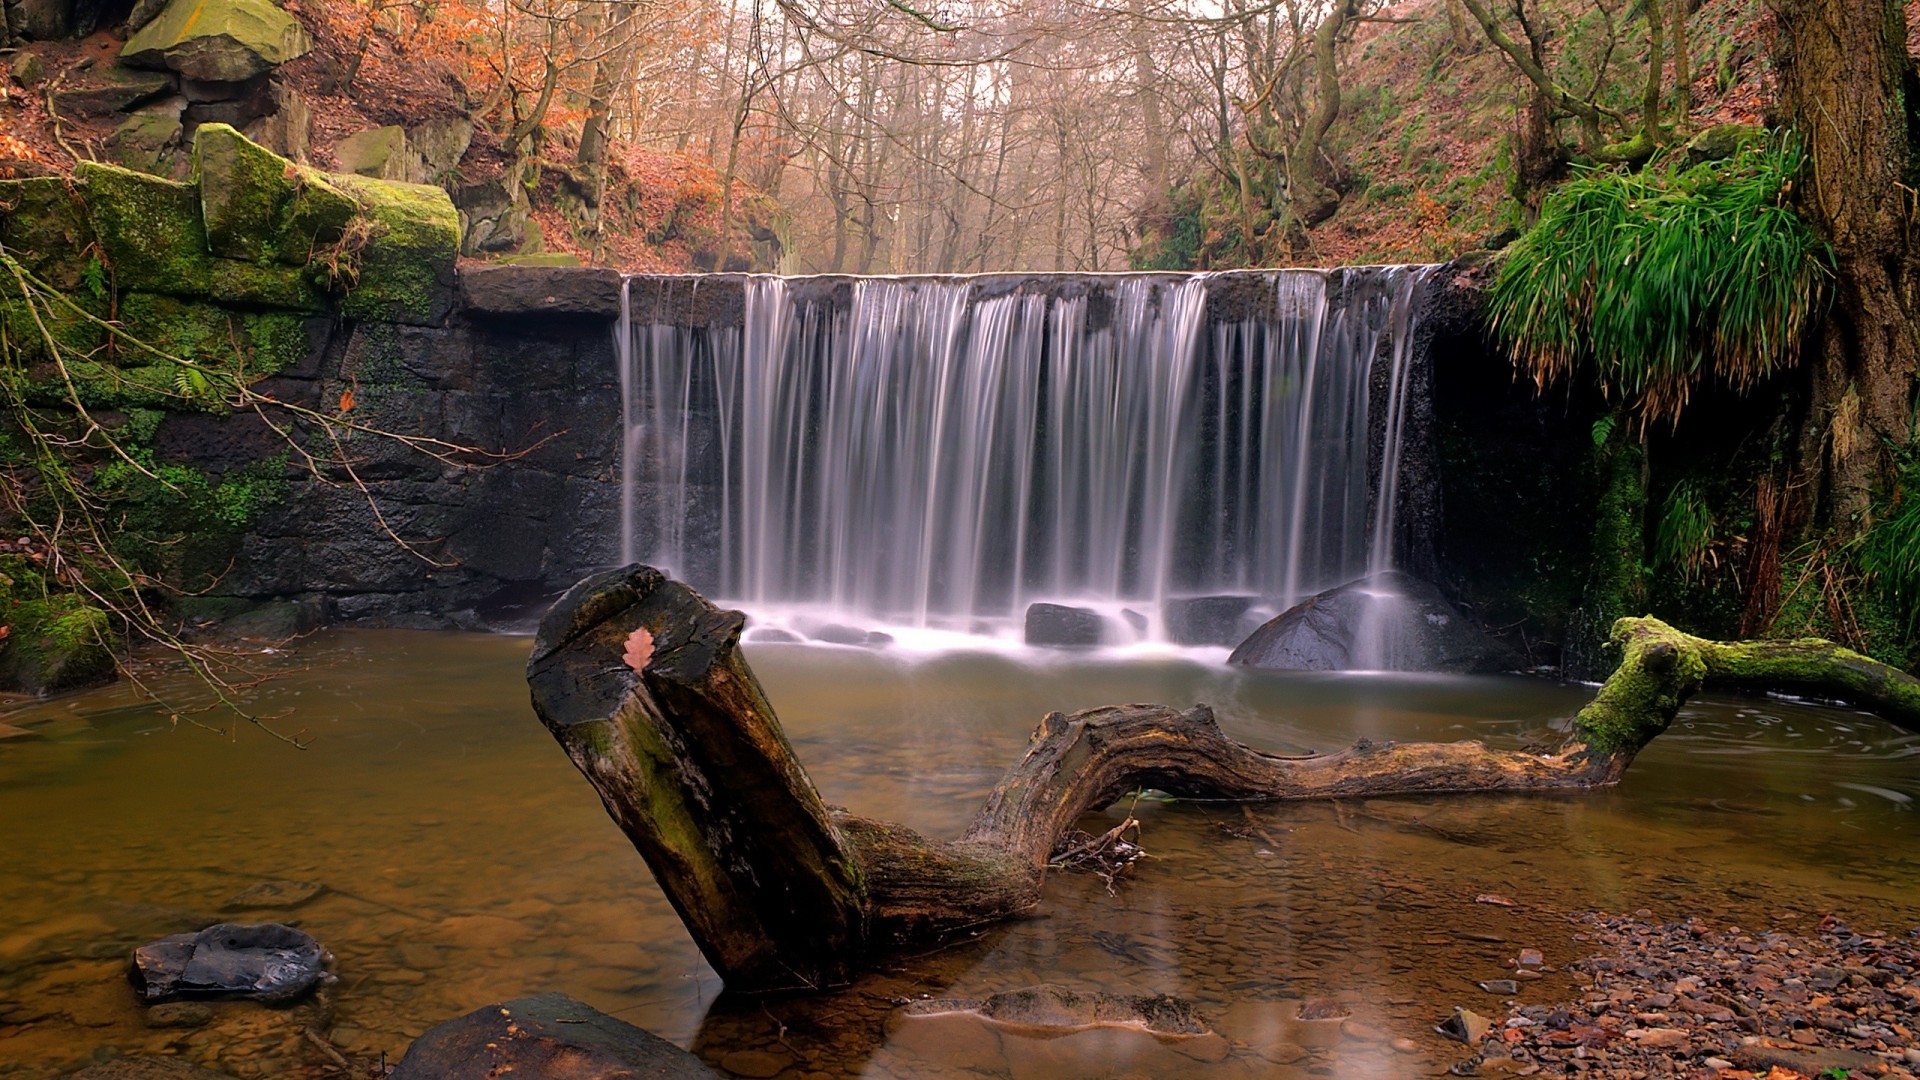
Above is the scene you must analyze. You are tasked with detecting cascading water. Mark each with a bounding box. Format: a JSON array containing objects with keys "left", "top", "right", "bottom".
[{"left": 617, "top": 267, "right": 1434, "bottom": 648}]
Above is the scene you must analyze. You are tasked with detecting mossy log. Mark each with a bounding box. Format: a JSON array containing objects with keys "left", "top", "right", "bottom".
[{"left": 526, "top": 567, "right": 1920, "bottom": 994}]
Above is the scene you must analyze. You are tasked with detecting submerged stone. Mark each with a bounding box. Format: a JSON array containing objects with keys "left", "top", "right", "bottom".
[
  {"left": 902, "top": 984, "right": 1213, "bottom": 1037},
  {"left": 1228, "top": 571, "right": 1519, "bottom": 673},
  {"left": 390, "top": 993, "right": 722, "bottom": 1079},
  {"left": 1163, "top": 595, "right": 1260, "bottom": 647},
  {"left": 129, "top": 922, "right": 332, "bottom": 1005}
]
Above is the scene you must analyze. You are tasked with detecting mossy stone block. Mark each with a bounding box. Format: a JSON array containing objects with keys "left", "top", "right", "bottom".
[
  {"left": 0, "top": 296, "right": 109, "bottom": 366},
  {"left": 210, "top": 258, "right": 327, "bottom": 311},
  {"left": 116, "top": 292, "right": 234, "bottom": 367},
  {"left": 496, "top": 253, "right": 582, "bottom": 267},
  {"left": 280, "top": 167, "right": 357, "bottom": 266},
  {"left": 76, "top": 161, "right": 212, "bottom": 296},
  {"left": 334, "top": 125, "right": 410, "bottom": 180},
  {"left": 334, "top": 175, "right": 459, "bottom": 326},
  {"left": 0, "top": 176, "right": 97, "bottom": 292},
  {"left": 194, "top": 122, "right": 295, "bottom": 263}
]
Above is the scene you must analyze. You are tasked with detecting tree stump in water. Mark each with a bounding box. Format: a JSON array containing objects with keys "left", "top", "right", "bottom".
[{"left": 526, "top": 565, "right": 1920, "bottom": 994}]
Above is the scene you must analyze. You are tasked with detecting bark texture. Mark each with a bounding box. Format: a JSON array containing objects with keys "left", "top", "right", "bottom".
[
  {"left": 527, "top": 567, "right": 1920, "bottom": 993},
  {"left": 1774, "top": 0, "right": 1919, "bottom": 523}
]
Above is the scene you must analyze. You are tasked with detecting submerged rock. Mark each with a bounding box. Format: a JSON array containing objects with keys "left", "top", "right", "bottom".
[
  {"left": 1024, "top": 603, "right": 1105, "bottom": 647},
  {"left": 63, "top": 1059, "right": 239, "bottom": 1080},
  {"left": 390, "top": 993, "right": 722, "bottom": 1079},
  {"left": 902, "top": 984, "right": 1213, "bottom": 1036},
  {"left": 1228, "top": 572, "right": 1518, "bottom": 673},
  {"left": 130, "top": 923, "right": 332, "bottom": 1005}
]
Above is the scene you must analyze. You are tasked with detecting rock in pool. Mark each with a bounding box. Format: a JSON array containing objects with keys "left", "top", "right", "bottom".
[
  {"left": 390, "top": 992, "right": 722, "bottom": 1079},
  {"left": 1024, "top": 603, "right": 1105, "bottom": 647},
  {"left": 1228, "top": 571, "right": 1520, "bottom": 673},
  {"left": 130, "top": 922, "right": 332, "bottom": 1005}
]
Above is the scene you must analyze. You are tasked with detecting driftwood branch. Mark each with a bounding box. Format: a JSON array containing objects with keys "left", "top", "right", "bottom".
[{"left": 525, "top": 567, "right": 1920, "bottom": 993}]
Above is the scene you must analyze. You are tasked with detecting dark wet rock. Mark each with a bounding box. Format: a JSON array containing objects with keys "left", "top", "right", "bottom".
[
  {"left": 1024, "top": 603, "right": 1104, "bottom": 647},
  {"left": 129, "top": 922, "right": 332, "bottom": 1005},
  {"left": 1228, "top": 571, "right": 1519, "bottom": 673},
  {"left": 50, "top": 67, "right": 175, "bottom": 118},
  {"left": 389, "top": 992, "right": 722, "bottom": 1079},
  {"left": 1120, "top": 608, "right": 1148, "bottom": 634},
  {"left": 746, "top": 627, "right": 802, "bottom": 643},
  {"left": 221, "top": 880, "right": 323, "bottom": 911},
  {"left": 902, "top": 984, "right": 1211, "bottom": 1036},
  {"left": 458, "top": 265, "right": 624, "bottom": 317},
  {"left": 1163, "top": 595, "right": 1258, "bottom": 646},
  {"left": 63, "top": 1059, "right": 239, "bottom": 1080}
]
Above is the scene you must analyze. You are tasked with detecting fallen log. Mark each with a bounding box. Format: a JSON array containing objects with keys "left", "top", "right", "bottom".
[{"left": 525, "top": 565, "right": 1920, "bottom": 994}]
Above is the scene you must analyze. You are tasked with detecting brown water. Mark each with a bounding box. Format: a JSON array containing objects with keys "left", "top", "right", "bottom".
[{"left": 1, "top": 632, "right": 1917, "bottom": 1079}]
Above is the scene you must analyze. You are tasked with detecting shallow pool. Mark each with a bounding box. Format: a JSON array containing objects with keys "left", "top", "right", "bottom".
[{"left": 1, "top": 632, "right": 1916, "bottom": 1078}]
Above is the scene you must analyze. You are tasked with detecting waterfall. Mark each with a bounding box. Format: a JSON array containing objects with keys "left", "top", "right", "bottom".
[{"left": 617, "top": 267, "right": 1433, "bottom": 645}]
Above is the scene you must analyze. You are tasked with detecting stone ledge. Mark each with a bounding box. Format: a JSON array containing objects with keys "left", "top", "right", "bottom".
[{"left": 458, "top": 265, "right": 623, "bottom": 317}]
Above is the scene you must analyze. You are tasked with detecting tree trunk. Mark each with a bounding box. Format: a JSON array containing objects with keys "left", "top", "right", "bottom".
[
  {"left": 1774, "top": 0, "right": 1919, "bottom": 527},
  {"left": 526, "top": 567, "right": 1920, "bottom": 994}
]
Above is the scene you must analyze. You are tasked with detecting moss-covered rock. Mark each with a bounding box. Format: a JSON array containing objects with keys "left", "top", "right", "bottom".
[
  {"left": 194, "top": 123, "right": 294, "bottom": 263},
  {"left": 280, "top": 167, "right": 357, "bottom": 266},
  {"left": 0, "top": 176, "right": 97, "bottom": 293},
  {"left": 209, "top": 258, "right": 327, "bottom": 311},
  {"left": 0, "top": 559, "right": 117, "bottom": 696},
  {"left": 104, "top": 114, "right": 190, "bottom": 181},
  {"left": 333, "top": 125, "right": 412, "bottom": 181},
  {"left": 334, "top": 175, "right": 459, "bottom": 326},
  {"left": 121, "top": 0, "right": 313, "bottom": 82},
  {"left": 76, "top": 161, "right": 213, "bottom": 296}
]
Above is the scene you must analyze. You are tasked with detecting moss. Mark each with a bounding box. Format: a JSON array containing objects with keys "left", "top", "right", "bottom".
[
  {"left": 194, "top": 123, "right": 295, "bottom": 264},
  {"left": 1568, "top": 425, "right": 1650, "bottom": 680},
  {"left": 0, "top": 295, "right": 109, "bottom": 366},
  {"left": 1572, "top": 617, "right": 1706, "bottom": 753},
  {"left": 75, "top": 161, "right": 213, "bottom": 297},
  {"left": 209, "top": 258, "right": 328, "bottom": 312},
  {"left": 280, "top": 167, "right": 358, "bottom": 266},
  {"left": 243, "top": 311, "right": 308, "bottom": 376},
  {"left": 0, "top": 177, "right": 97, "bottom": 292},
  {"left": 0, "top": 567, "right": 116, "bottom": 695},
  {"left": 333, "top": 175, "right": 460, "bottom": 326},
  {"left": 115, "top": 292, "right": 233, "bottom": 367}
]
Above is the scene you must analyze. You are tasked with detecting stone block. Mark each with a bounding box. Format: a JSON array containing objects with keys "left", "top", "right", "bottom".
[
  {"left": 122, "top": 0, "right": 312, "bottom": 81},
  {"left": 458, "top": 265, "right": 622, "bottom": 316}
]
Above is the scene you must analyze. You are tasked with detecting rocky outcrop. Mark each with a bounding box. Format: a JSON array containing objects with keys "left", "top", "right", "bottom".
[
  {"left": 1228, "top": 571, "right": 1520, "bottom": 673},
  {"left": 121, "top": 0, "right": 312, "bottom": 82},
  {"left": 390, "top": 993, "right": 722, "bottom": 1080}
]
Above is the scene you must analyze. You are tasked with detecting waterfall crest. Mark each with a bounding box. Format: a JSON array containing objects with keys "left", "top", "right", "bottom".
[{"left": 619, "top": 268, "right": 1434, "bottom": 645}]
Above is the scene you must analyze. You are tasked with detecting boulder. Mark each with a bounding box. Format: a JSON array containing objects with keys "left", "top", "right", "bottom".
[
  {"left": 1162, "top": 595, "right": 1259, "bottom": 647},
  {"left": 1684, "top": 123, "right": 1767, "bottom": 168},
  {"left": 8, "top": 0, "right": 73, "bottom": 40},
  {"left": 333, "top": 125, "right": 413, "bottom": 181},
  {"left": 122, "top": 0, "right": 312, "bottom": 82},
  {"left": 389, "top": 993, "right": 722, "bottom": 1080},
  {"left": 454, "top": 176, "right": 523, "bottom": 253},
  {"left": 1024, "top": 602, "right": 1105, "bottom": 647},
  {"left": 10, "top": 51, "right": 48, "bottom": 87},
  {"left": 104, "top": 114, "right": 188, "bottom": 180},
  {"left": 130, "top": 922, "right": 332, "bottom": 1005},
  {"left": 458, "top": 265, "right": 621, "bottom": 316},
  {"left": 333, "top": 174, "right": 460, "bottom": 326},
  {"left": 49, "top": 66, "right": 174, "bottom": 117},
  {"left": 1228, "top": 571, "right": 1520, "bottom": 673}
]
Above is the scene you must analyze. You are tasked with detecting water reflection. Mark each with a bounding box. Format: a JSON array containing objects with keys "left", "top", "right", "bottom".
[{"left": 0, "top": 632, "right": 1916, "bottom": 1079}]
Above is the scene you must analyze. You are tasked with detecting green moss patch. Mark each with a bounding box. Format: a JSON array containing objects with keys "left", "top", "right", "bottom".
[
  {"left": 76, "top": 161, "right": 213, "bottom": 296},
  {"left": 334, "top": 175, "right": 460, "bottom": 326},
  {"left": 0, "top": 177, "right": 97, "bottom": 293}
]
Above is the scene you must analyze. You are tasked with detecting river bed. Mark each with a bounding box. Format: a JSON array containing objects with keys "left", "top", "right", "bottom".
[{"left": 1, "top": 631, "right": 1916, "bottom": 1078}]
